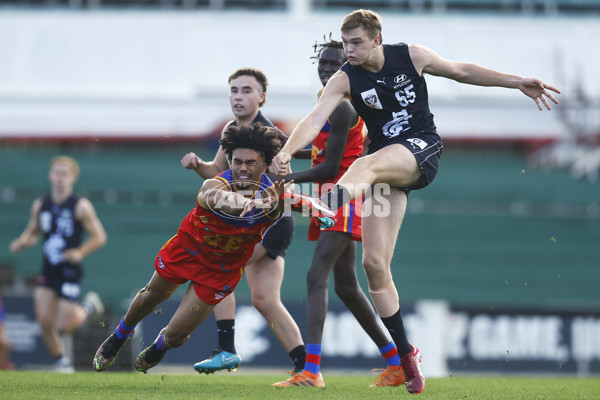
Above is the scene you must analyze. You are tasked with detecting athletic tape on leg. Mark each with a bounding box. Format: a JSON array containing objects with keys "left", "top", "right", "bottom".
[{"left": 369, "top": 281, "right": 400, "bottom": 318}]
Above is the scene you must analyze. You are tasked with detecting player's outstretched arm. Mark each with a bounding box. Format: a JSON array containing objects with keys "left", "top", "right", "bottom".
[
  {"left": 181, "top": 151, "right": 226, "bottom": 179},
  {"left": 199, "top": 178, "right": 278, "bottom": 217},
  {"left": 240, "top": 179, "right": 287, "bottom": 218},
  {"left": 411, "top": 44, "right": 560, "bottom": 110},
  {"left": 199, "top": 179, "right": 242, "bottom": 214},
  {"left": 517, "top": 77, "right": 561, "bottom": 111},
  {"left": 273, "top": 71, "right": 350, "bottom": 175},
  {"left": 280, "top": 101, "right": 356, "bottom": 184},
  {"left": 181, "top": 123, "right": 233, "bottom": 179}
]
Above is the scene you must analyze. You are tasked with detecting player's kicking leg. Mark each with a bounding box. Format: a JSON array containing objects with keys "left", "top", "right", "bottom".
[{"left": 280, "top": 192, "right": 335, "bottom": 228}]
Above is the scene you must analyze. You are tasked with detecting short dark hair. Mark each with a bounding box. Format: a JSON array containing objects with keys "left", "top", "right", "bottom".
[
  {"left": 311, "top": 33, "right": 345, "bottom": 63},
  {"left": 220, "top": 122, "right": 281, "bottom": 166},
  {"left": 228, "top": 67, "right": 268, "bottom": 107}
]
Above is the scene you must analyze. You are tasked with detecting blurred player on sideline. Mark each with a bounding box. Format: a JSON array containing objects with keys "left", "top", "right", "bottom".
[
  {"left": 272, "top": 9, "right": 560, "bottom": 394},
  {"left": 272, "top": 37, "right": 403, "bottom": 388},
  {"left": 9, "top": 156, "right": 106, "bottom": 372}
]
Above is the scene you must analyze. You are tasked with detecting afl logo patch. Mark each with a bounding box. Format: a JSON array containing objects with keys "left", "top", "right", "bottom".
[{"left": 360, "top": 88, "right": 383, "bottom": 110}]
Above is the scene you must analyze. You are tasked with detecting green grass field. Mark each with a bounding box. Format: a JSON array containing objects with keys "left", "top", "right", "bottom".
[{"left": 0, "top": 371, "right": 598, "bottom": 400}]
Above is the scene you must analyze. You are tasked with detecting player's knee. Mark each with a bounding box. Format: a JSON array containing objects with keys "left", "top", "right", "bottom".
[
  {"left": 251, "top": 292, "right": 275, "bottom": 314},
  {"left": 334, "top": 281, "right": 358, "bottom": 302},
  {"left": 351, "top": 155, "right": 371, "bottom": 169},
  {"left": 306, "top": 270, "right": 329, "bottom": 293},
  {"left": 362, "top": 253, "right": 387, "bottom": 276},
  {"left": 137, "top": 286, "right": 167, "bottom": 307},
  {"left": 164, "top": 332, "right": 190, "bottom": 348},
  {"left": 349, "top": 156, "right": 377, "bottom": 179}
]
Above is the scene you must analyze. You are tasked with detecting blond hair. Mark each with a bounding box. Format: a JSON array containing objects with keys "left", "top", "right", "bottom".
[
  {"left": 50, "top": 156, "right": 80, "bottom": 180},
  {"left": 341, "top": 9, "right": 382, "bottom": 41}
]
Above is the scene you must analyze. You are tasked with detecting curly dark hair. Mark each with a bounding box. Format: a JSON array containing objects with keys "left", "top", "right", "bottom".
[
  {"left": 311, "top": 33, "right": 344, "bottom": 64},
  {"left": 220, "top": 122, "right": 281, "bottom": 166}
]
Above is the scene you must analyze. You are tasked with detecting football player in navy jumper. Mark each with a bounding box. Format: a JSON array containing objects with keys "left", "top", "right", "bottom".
[
  {"left": 272, "top": 9, "right": 560, "bottom": 394},
  {"left": 10, "top": 156, "right": 107, "bottom": 372}
]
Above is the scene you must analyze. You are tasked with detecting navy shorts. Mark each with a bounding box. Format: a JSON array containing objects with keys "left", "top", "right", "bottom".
[
  {"left": 368, "top": 131, "right": 443, "bottom": 193},
  {"left": 261, "top": 215, "right": 294, "bottom": 259},
  {"left": 37, "top": 262, "right": 83, "bottom": 302}
]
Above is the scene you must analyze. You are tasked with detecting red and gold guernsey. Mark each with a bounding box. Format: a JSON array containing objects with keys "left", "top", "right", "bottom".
[
  {"left": 311, "top": 110, "right": 366, "bottom": 188},
  {"left": 155, "top": 169, "right": 280, "bottom": 304},
  {"left": 178, "top": 169, "right": 279, "bottom": 268},
  {"left": 308, "top": 98, "right": 367, "bottom": 242}
]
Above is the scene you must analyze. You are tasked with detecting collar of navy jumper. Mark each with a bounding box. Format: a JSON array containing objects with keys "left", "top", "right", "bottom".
[{"left": 230, "top": 110, "right": 275, "bottom": 128}]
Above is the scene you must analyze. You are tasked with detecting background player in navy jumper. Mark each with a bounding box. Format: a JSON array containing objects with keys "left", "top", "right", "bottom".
[
  {"left": 181, "top": 68, "right": 305, "bottom": 376},
  {"left": 9, "top": 156, "right": 107, "bottom": 372},
  {"left": 272, "top": 9, "right": 560, "bottom": 394}
]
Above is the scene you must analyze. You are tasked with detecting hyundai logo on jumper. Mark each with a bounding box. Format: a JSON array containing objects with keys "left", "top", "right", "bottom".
[
  {"left": 393, "top": 74, "right": 410, "bottom": 89},
  {"left": 394, "top": 74, "right": 407, "bottom": 84}
]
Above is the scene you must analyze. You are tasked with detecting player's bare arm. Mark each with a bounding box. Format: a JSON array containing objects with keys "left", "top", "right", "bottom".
[
  {"left": 181, "top": 151, "right": 227, "bottom": 179},
  {"left": 279, "top": 101, "right": 355, "bottom": 183},
  {"left": 8, "top": 198, "right": 42, "bottom": 253},
  {"left": 292, "top": 149, "right": 312, "bottom": 160},
  {"left": 410, "top": 43, "right": 560, "bottom": 110},
  {"left": 64, "top": 198, "right": 107, "bottom": 264},
  {"left": 266, "top": 127, "right": 292, "bottom": 176},
  {"left": 181, "top": 152, "right": 207, "bottom": 174},
  {"left": 181, "top": 123, "right": 233, "bottom": 179},
  {"left": 240, "top": 179, "right": 287, "bottom": 218},
  {"left": 199, "top": 179, "right": 239, "bottom": 214},
  {"left": 272, "top": 71, "right": 349, "bottom": 175},
  {"left": 198, "top": 178, "right": 271, "bottom": 216}
]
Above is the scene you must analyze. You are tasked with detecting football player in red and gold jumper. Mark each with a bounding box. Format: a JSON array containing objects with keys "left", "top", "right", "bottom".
[{"left": 93, "top": 122, "right": 289, "bottom": 373}]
